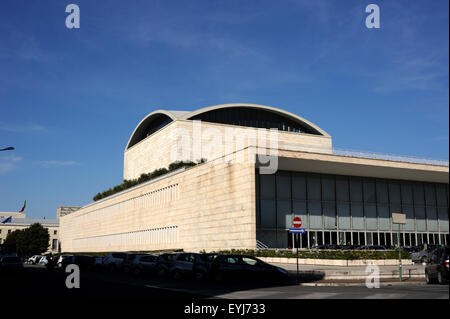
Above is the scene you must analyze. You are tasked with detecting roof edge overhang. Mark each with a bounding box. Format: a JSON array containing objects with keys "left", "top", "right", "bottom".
[
  {"left": 181, "top": 103, "right": 331, "bottom": 137},
  {"left": 125, "top": 110, "right": 180, "bottom": 150},
  {"left": 125, "top": 103, "right": 331, "bottom": 150}
]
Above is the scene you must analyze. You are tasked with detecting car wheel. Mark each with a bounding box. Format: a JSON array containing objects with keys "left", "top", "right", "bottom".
[{"left": 172, "top": 269, "right": 183, "bottom": 280}]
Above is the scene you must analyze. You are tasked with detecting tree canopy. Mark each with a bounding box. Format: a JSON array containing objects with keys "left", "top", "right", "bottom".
[{"left": 4, "top": 223, "right": 49, "bottom": 256}]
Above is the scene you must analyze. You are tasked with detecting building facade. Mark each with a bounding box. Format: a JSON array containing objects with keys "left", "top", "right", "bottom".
[
  {"left": 0, "top": 212, "right": 60, "bottom": 252},
  {"left": 59, "top": 103, "right": 449, "bottom": 253}
]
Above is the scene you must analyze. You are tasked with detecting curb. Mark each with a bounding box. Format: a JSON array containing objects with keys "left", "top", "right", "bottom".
[{"left": 298, "top": 281, "right": 427, "bottom": 287}]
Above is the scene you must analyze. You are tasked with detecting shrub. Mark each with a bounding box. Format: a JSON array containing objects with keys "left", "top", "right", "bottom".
[{"left": 93, "top": 159, "right": 207, "bottom": 201}]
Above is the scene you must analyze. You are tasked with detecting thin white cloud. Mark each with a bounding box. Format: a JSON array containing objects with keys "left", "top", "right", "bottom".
[
  {"left": 32, "top": 160, "right": 80, "bottom": 167},
  {"left": 0, "top": 155, "right": 22, "bottom": 174},
  {"left": 0, "top": 123, "right": 47, "bottom": 133}
]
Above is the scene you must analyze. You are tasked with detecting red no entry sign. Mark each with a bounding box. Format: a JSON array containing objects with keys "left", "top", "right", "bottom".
[{"left": 292, "top": 216, "right": 302, "bottom": 228}]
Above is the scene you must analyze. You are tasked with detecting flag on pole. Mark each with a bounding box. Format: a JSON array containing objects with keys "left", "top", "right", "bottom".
[
  {"left": 18, "top": 200, "right": 26, "bottom": 213},
  {"left": 1, "top": 216, "right": 12, "bottom": 223}
]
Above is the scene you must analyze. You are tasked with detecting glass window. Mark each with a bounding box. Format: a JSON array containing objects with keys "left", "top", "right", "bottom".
[
  {"left": 376, "top": 181, "right": 389, "bottom": 204},
  {"left": 322, "top": 176, "right": 335, "bottom": 201},
  {"left": 351, "top": 203, "right": 364, "bottom": 230},
  {"left": 415, "top": 206, "right": 426, "bottom": 231},
  {"left": 323, "top": 202, "right": 336, "bottom": 229},
  {"left": 438, "top": 207, "right": 449, "bottom": 232},
  {"left": 277, "top": 200, "right": 291, "bottom": 229},
  {"left": 276, "top": 173, "right": 291, "bottom": 200},
  {"left": 424, "top": 184, "right": 436, "bottom": 206},
  {"left": 307, "top": 174, "right": 321, "bottom": 200},
  {"left": 388, "top": 182, "right": 401, "bottom": 204},
  {"left": 402, "top": 205, "right": 415, "bottom": 231},
  {"left": 378, "top": 205, "right": 390, "bottom": 231},
  {"left": 413, "top": 183, "right": 425, "bottom": 205},
  {"left": 292, "top": 173, "right": 306, "bottom": 200},
  {"left": 336, "top": 176, "right": 349, "bottom": 202},
  {"left": 365, "top": 204, "right": 377, "bottom": 230},
  {"left": 337, "top": 202, "right": 351, "bottom": 230},
  {"left": 363, "top": 180, "right": 376, "bottom": 203},
  {"left": 426, "top": 207, "right": 438, "bottom": 232},
  {"left": 260, "top": 175, "right": 275, "bottom": 200},
  {"left": 308, "top": 202, "right": 322, "bottom": 229},
  {"left": 350, "top": 177, "right": 363, "bottom": 202},
  {"left": 261, "top": 200, "right": 276, "bottom": 228},
  {"left": 401, "top": 182, "right": 413, "bottom": 205},
  {"left": 241, "top": 257, "right": 258, "bottom": 266},
  {"left": 436, "top": 184, "right": 448, "bottom": 206},
  {"left": 225, "top": 257, "right": 239, "bottom": 264}
]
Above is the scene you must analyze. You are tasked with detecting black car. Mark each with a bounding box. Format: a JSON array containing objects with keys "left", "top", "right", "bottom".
[
  {"left": 61, "top": 255, "right": 95, "bottom": 270},
  {"left": 121, "top": 254, "right": 141, "bottom": 273},
  {"left": 155, "top": 253, "right": 176, "bottom": 277},
  {"left": 192, "top": 253, "right": 218, "bottom": 281},
  {"left": 168, "top": 253, "right": 218, "bottom": 281},
  {"left": 425, "top": 246, "right": 449, "bottom": 285},
  {"left": 0, "top": 255, "right": 23, "bottom": 272},
  {"left": 209, "top": 255, "right": 289, "bottom": 283}
]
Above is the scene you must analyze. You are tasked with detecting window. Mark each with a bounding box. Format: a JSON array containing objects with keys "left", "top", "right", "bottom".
[
  {"left": 241, "top": 257, "right": 258, "bottom": 266},
  {"left": 54, "top": 230, "right": 57, "bottom": 235},
  {"left": 52, "top": 239, "right": 58, "bottom": 250},
  {"left": 224, "top": 257, "right": 239, "bottom": 264}
]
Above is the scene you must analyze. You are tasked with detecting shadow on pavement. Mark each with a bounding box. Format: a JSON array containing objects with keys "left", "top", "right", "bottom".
[{"left": 0, "top": 265, "right": 325, "bottom": 299}]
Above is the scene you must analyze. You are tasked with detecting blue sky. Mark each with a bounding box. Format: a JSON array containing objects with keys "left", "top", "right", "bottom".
[{"left": 0, "top": 0, "right": 448, "bottom": 219}]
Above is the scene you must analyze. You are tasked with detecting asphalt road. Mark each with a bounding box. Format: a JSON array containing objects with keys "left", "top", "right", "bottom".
[{"left": 0, "top": 265, "right": 447, "bottom": 300}]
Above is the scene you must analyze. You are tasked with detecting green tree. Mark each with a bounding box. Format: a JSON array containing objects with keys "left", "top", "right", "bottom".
[
  {"left": 5, "top": 223, "right": 50, "bottom": 256},
  {"left": 4, "top": 229, "right": 24, "bottom": 246}
]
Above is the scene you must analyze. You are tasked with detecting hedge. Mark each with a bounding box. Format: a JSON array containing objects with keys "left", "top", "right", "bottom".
[
  {"left": 210, "top": 249, "right": 411, "bottom": 260},
  {"left": 93, "top": 159, "right": 206, "bottom": 201}
]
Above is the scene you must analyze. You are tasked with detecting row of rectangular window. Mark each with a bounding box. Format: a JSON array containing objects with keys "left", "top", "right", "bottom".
[{"left": 260, "top": 172, "right": 449, "bottom": 207}]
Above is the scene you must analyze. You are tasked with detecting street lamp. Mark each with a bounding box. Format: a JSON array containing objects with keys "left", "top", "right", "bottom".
[{"left": 0, "top": 147, "right": 15, "bottom": 151}]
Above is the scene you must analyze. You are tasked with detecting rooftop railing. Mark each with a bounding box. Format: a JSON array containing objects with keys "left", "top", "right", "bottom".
[{"left": 332, "top": 148, "right": 449, "bottom": 166}]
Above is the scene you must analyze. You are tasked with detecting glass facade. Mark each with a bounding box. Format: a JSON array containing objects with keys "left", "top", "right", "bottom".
[
  {"left": 255, "top": 170, "right": 449, "bottom": 248},
  {"left": 189, "top": 107, "right": 320, "bottom": 135}
]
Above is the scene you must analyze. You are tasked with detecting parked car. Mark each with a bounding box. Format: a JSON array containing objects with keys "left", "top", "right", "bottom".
[
  {"left": 155, "top": 253, "right": 177, "bottom": 277},
  {"left": 121, "top": 254, "right": 142, "bottom": 273},
  {"left": 411, "top": 250, "right": 429, "bottom": 264},
  {"left": 57, "top": 255, "right": 74, "bottom": 268},
  {"left": 129, "top": 254, "right": 158, "bottom": 276},
  {"left": 27, "top": 255, "right": 42, "bottom": 265},
  {"left": 192, "top": 253, "right": 219, "bottom": 281},
  {"left": 209, "top": 255, "right": 289, "bottom": 283},
  {"left": 102, "top": 252, "right": 128, "bottom": 272},
  {"left": 38, "top": 256, "right": 48, "bottom": 265},
  {"left": 0, "top": 255, "right": 23, "bottom": 272},
  {"left": 425, "top": 247, "right": 449, "bottom": 285},
  {"left": 93, "top": 256, "right": 105, "bottom": 271},
  {"left": 73, "top": 255, "right": 95, "bottom": 270}
]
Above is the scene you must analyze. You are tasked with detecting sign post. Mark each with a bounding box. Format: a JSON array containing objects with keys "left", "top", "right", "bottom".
[
  {"left": 289, "top": 216, "right": 304, "bottom": 284},
  {"left": 392, "top": 213, "right": 406, "bottom": 282}
]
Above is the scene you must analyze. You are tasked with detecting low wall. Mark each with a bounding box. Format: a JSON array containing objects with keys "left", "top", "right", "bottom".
[{"left": 259, "top": 257, "right": 414, "bottom": 266}]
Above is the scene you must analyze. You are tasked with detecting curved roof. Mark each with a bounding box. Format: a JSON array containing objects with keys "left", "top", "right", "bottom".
[{"left": 126, "top": 103, "right": 330, "bottom": 150}]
